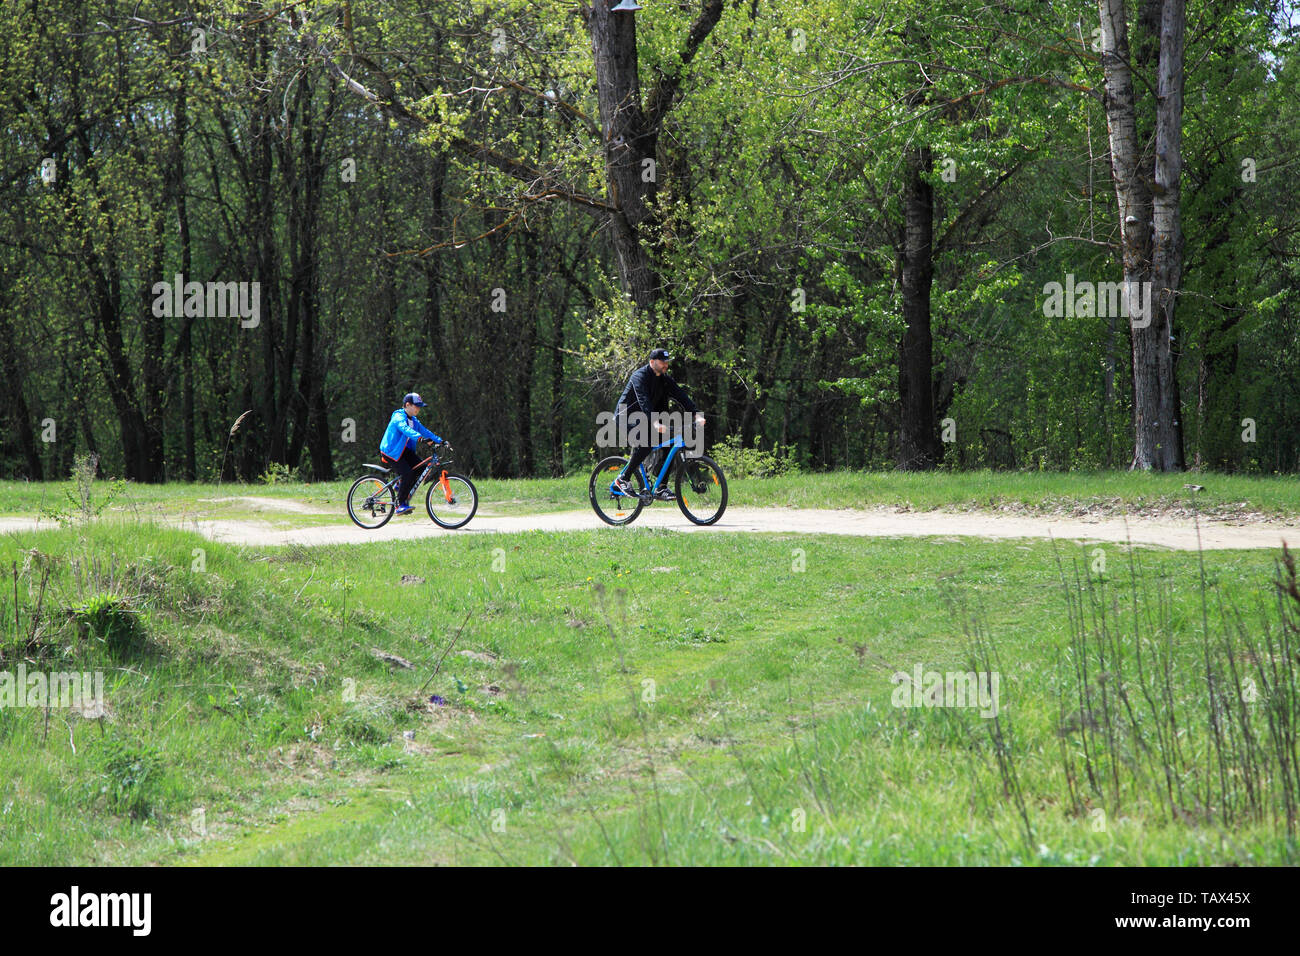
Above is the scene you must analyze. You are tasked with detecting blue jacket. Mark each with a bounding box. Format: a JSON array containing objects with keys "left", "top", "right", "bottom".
[{"left": 380, "top": 408, "right": 442, "bottom": 458}]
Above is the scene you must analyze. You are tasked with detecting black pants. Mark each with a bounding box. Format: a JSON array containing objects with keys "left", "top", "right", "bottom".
[
  {"left": 616, "top": 407, "right": 659, "bottom": 483},
  {"left": 381, "top": 447, "right": 422, "bottom": 504},
  {"left": 621, "top": 444, "right": 652, "bottom": 483}
]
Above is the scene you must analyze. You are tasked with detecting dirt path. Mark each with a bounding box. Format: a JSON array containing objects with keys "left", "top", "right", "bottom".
[
  {"left": 19, "top": 506, "right": 1283, "bottom": 551},
  {"left": 196, "top": 495, "right": 334, "bottom": 514},
  {"left": 4, "top": 506, "right": 1296, "bottom": 550}
]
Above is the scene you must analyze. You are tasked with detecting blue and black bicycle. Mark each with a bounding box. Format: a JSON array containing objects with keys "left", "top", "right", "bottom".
[{"left": 589, "top": 431, "right": 728, "bottom": 527}]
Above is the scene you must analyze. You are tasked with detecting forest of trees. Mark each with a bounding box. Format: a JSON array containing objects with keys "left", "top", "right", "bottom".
[{"left": 1, "top": 0, "right": 1297, "bottom": 482}]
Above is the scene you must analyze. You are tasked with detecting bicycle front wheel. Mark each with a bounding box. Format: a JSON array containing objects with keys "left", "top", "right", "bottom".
[
  {"left": 675, "top": 455, "right": 727, "bottom": 525},
  {"left": 425, "top": 471, "right": 478, "bottom": 529},
  {"left": 347, "top": 474, "right": 396, "bottom": 529},
  {"left": 589, "top": 456, "right": 645, "bottom": 526}
]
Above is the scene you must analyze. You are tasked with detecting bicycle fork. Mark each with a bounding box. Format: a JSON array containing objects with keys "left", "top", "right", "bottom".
[{"left": 412, "top": 465, "right": 454, "bottom": 504}]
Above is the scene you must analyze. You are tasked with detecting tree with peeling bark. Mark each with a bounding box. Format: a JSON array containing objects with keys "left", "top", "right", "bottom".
[{"left": 1097, "top": 0, "right": 1187, "bottom": 471}]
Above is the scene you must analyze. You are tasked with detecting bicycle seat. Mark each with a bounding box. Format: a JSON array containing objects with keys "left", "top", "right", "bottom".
[{"left": 362, "top": 463, "right": 391, "bottom": 474}]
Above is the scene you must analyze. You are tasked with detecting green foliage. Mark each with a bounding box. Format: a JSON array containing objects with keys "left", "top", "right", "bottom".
[
  {"left": 258, "top": 462, "right": 299, "bottom": 485},
  {"left": 2, "top": 498, "right": 1300, "bottom": 863},
  {"left": 340, "top": 713, "right": 389, "bottom": 746},
  {"left": 91, "top": 738, "right": 165, "bottom": 821},
  {"left": 639, "top": 621, "right": 726, "bottom": 646},
  {"left": 72, "top": 592, "right": 145, "bottom": 657},
  {"left": 710, "top": 434, "right": 797, "bottom": 479},
  {"left": 0, "top": 0, "right": 1298, "bottom": 490},
  {"left": 41, "top": 454, "right": 125, "bottom": 524}
]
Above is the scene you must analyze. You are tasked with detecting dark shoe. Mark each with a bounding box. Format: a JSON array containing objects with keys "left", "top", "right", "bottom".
[
  {"left": 613, "top": 477, "right": 635, "bottom": 496},
  {"left": 652, "top": 488, "right": 676, "bottom": 501}
]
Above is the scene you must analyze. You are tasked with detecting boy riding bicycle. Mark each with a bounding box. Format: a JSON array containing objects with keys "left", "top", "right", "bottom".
[{"left": 379, "top": 392, "right": 446, "bottom": 515}]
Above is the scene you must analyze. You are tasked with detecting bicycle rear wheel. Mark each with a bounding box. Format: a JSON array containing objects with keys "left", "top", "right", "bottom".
[
  {"left": 425, "top": 471, "right": 478, "bottom": 529},
  {"left": 675, "top": 455, "right": 727, "bottom": 525},
  {"left": 589, "top": 456, "right": 645, "bottom": 526},
  {"left": 347, "top": 474, "right": 396, "bottom": 529}
]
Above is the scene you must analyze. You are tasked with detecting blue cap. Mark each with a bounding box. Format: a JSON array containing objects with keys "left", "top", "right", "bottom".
[{"left": 403, "top": 392, "right": 427, "bottom": 407}]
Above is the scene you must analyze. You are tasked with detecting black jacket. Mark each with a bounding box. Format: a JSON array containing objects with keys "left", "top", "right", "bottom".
[{"left": 615, "top": 364, "right": 698, "bottom": 416}]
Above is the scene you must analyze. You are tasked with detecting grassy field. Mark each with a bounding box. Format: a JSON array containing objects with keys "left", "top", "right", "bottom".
[
  {"left": 3, "top": 494, "right": 1299, "bottom": 865},
  {"left": 1, "top": 468, "right": 1298, "bottom": 527}
]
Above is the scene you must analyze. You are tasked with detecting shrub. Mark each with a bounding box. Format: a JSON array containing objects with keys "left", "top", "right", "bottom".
[
  {"left": 710, "top": 434, "right": 797, "bottom": 478},
  {"left": 258, "top": 462, "right": 299, "bottom": 485},
  {"left": 72, "top": 592, "right": 145, "bottom": 657},
  {"left": 41, "top": 453, "right": 125, "bottom": 523},
  {"left": 93, "top": 738, "right": 165, "bottom": 820}
]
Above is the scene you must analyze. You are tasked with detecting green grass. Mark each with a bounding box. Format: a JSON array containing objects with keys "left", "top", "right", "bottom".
[
  {"left": 2, "top": 468, "right": 1299, "bottom": 526},
  {"left": 2, "top": 509, "right": 1298, "bottom": 865},
  {"left": 742, "top": 469, "right": 1300, "bottom": 517}
]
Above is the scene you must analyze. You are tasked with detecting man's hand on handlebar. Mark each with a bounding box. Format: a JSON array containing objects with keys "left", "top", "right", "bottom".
[{"left": 655, "top": 415, "right": 704, "bottom": 433}]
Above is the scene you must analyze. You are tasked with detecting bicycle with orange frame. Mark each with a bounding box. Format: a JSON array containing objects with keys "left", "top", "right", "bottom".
[{"left": 347, "top": 440, "right": 478, "bottom": 529}]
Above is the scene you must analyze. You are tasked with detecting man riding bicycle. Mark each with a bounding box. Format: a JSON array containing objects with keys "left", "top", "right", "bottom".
[
  {"left": 380, "top": 392, "right": 445, "bottom": 516},
  {"left": 613, "top": 348, "right": 705, "bottom": 500}
]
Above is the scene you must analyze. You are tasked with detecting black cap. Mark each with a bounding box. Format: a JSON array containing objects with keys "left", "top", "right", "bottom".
[{"left": 648, "top": 348, "right": 671, "bottom": 362}]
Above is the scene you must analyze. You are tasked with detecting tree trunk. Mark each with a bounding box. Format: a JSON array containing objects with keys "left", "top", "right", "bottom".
[
  {"left": 173, "top": 79, "right": 197, "bottom": 481},
  {"left": 249, "top": 37, "right": 282, "bottom": 476},
  {"left": 551, "top": 305, "right": 566, "bottom": 476},
  {"left": 585, "top": 3, "right": 662, "bottom": 314},
  {"left": 1148, "top": 0, "right": 1186, "bottom": 470},
  {"left": 1099, "top": 0, "right": 1185, "bottom": 471},
  {"left": 90, "top": 261, "right": 152, "bottom": 481},
  {"left": 423, "top": 153, "right": 448, "bottom": 389},
  {"left": 897, "top": 146, "right": 940, "bottom": 470},
  {"left": 140, "top": 231, "right": 167, "bottom": 481},
  {"left": 284, "top": 76, "right": 335, "bottom": 480},
  {"left": 518, "top": 230, "right": 539, "bottom": 475},
  {"left": 0, "top": 313, "right": 43, "bottom": 480}
]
